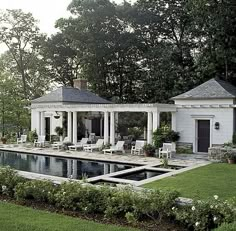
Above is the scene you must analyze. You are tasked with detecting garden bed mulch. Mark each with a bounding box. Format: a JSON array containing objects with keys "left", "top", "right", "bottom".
[{"left": 0, "top": 195, "right": 186, "bottom": 231}]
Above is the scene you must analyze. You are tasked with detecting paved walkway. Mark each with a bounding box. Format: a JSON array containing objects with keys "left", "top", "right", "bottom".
[{"left": 0, "top": 144, "right": 209, "bottom": 167}]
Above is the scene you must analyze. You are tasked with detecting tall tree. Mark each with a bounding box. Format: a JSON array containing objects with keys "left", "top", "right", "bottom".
[
  {"left": 0, "top": 9, "right": 50, "bottom": 99},
  {"left": 41, "top": 33, "right": 80, "bottom": 87},
  {"left": 56, "top": 0, "right": 142, "bottom": 102},
  {"left": 188, "top": 0, "right": 236, "bottom": 83},
  {"left": 0, "top": 67, "right": 30, "bottom": 136}
]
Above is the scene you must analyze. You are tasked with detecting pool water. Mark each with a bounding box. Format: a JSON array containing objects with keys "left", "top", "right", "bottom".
[
  {"left": 113, "top": 169, "right": 168, "bottom": 181},
  {"left": 0, "top": 151, "right": 139, "bottom": 180}
]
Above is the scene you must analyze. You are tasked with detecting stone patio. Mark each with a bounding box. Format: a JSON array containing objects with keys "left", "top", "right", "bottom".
[{"left": 0, "top": 144, "right": 210, "bottom": 186}]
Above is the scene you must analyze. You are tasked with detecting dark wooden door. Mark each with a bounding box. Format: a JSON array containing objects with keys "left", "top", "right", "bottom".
[
  {"left": 45, "top": 117, "right": 50, "bottom": 141},
  {"left": 92, "top": 118, "right": 101, "bottom": 136},
  {"left": 197, "top": 120, "right": 210, "bottom": 152}
]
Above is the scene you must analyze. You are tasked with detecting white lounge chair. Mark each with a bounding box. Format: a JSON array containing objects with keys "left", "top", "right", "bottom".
[
  {"left": 51, "top": 137, "right": 69, "bottom": 150},
  {"left": 131, "top": 140, "right": 146, "bottom": 155},
  {"left": 34, "top": 135, "right": 46, "bottom": 147},
  {"left": 68, "top": 138, "right": 89, "bottom": 151},
  {"left": 103, "top": 141, "right": 125, "bottom": 154},
  {"left": 159, "top": 143, "right": 174, "bottom": 159},
  {"left": 83, "top": 139, "right": 104, "bottom": 152},
  {"left": 17, "top": 135, "right": 27, "bottom": 144}
]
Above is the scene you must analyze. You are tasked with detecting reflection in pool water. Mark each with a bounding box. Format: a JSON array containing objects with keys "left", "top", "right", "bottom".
[{"left": 0, "top": 151, "right": 137, "bottom": 180}]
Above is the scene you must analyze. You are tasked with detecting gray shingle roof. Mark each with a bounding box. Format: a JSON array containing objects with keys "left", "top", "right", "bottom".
[
  {"left": 32, "top": 86, "right": 112, "bottom": 104},
  {"left": 172, "top": 78, "right": 236, "bottom": 100}
]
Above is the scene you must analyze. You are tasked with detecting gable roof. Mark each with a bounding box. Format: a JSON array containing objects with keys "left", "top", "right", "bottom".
[
  {"left": 32, "top": 86, "right": 112, "bottom": 104},
  {"left": 172, "top": 78, "right": 236, "bottom": 100}
]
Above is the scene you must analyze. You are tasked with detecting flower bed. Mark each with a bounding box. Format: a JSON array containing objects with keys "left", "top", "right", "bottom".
[{"left": 0, "top": 166, "right": 236, "bottom": 231}]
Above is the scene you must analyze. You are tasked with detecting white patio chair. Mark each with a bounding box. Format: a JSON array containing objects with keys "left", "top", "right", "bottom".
[
  {"left": 51, "top": 137, "right": 69, "bottom": 150},
  {"left": 83, "top": 139, "right": 104, "bottom": 152},
  {"left": 103, "top": 141, "right": 125, "bottom": 154},
  {"left": 34, "top": 135, "right": 46, "bottom": 147},
  {"left": 159, "top": 143, "right": 174, "bottom": 159},
  {"left": 131, "top": 140, "right": 146, "bottom": 155},
  {"left": 17, "top": 135, "right": 27, "bottom": 144},
  {"left": 68, "top": 138, "right": 89, "bottom": 151}
]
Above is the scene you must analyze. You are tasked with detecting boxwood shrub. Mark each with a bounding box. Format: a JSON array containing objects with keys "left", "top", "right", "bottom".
[
  {"left": 54, "top": 181, "right": 112, "bottom": 214},
  {"left": 15, "top": 180, "right": 59, "bottom": 203},
  {"left": 0, "top": 166, "right": 25, "bottom": 197}
]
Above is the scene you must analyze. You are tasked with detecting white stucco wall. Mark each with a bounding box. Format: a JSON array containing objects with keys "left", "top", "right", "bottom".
[
  {"left": 176, "top": 108, "right": 234, "bottom": 152},
  {"left": 49, "top": 112, "right": 63, "bottom": 135},
  {"left": 31, "top": 110, "right": 63, "bottom": 136}
]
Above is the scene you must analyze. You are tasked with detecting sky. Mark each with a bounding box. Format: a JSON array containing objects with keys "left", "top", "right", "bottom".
[
  {"left": 0, "top": 0, "right": 136, "bottom": 34},
  {"left": 0, "top": 0, "right": 136, "bottom": 53}
]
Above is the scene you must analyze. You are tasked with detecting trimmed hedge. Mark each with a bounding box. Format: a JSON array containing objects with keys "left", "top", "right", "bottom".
[{"left": 0, "top": 166, "right": 236, "bottom": 231}]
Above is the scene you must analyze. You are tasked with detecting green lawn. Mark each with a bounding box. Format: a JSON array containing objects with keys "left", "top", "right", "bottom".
[
  {"left": 0, "top": 201, "right": 138, "bottom": 231},
  {"left": 144, "top": 163, "right": 236, "bottom": 200}
]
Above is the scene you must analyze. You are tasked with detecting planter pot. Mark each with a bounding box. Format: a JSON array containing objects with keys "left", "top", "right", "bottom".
[
  {"left": 2, "top": 140, "right": 7, "bottom": 144},
  {"left": 144, "top": 151, "right": 154, "bottom": 157},
  {"left": 228, "top": 159, "right": 236, "bottom": 164}
]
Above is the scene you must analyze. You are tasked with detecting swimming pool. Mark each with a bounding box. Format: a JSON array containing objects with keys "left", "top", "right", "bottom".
[{"left": 0, "top": 150, "right": 140, "bottom": 180}]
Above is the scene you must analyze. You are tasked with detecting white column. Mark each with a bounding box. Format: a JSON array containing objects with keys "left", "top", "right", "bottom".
[
  {"left": 104, "top": 111, "right": 109, "bottom": 145},
  {"left": 67, "top": 159, "right": 72, "bottom": 178},
  {"left": 115, "top": 112, "right": 119, "bottom": 136},
  {"left": 153, "top": 111, "right": 160, "bottom": 131},
  {"left": 67, "top": 111, "right": 72, "bottom": 142},
  {"left": 40, "top": 111, "right": 45, "bottom": 136},
  {"left": 147, "top": 112, "right": 153, "bottom": 144},
  {"left": 72, "top": 160, "right": 77, "bottom": 179},
  {"left": 73, "top": 111, "right": 77, "bottom": 144},
  {"left": 171, "top": 112, "right": 177, "bottom": 131},
  {"left": 100, "top": 117, "right": 103, "bottom": 137},
  {"left": 144, "top": 127, "right": 147, "bottom": 140},
  {"left": 104, "top": 163, "right": 109, "bottom": 174},
  {"left": 110, "top": 111, "right": 115, "bottom": 146},
  {"left": 35, "top": 111, "right": 41, "bottom": 135},
  {"left": 110, "top": 164, "right": 115, "bottom": 173}
]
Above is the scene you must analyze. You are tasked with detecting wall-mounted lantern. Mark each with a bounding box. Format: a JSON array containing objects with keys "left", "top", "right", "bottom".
[
  {"left": 54, "top": 111, "right": 60, "bottom": 119},
  {"left": 215, "top": 122, "right": 220, "bottom": 130}
]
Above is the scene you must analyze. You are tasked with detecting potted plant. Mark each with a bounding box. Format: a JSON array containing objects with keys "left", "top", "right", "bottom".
[
  {"left": 143, "top": 144, "right": 156, "bottom": 157},
  {"left": 226, "top": 151, "right": 236, "bottom": 164},
  {"left": 1, "top": 137, "right": 7, "bottom": 144},
  {"left": 55, "top": 127, "right": 64, "bottom": 141},
  {"left": 166, "top": 130, "right": 180, "bottom": 152}
]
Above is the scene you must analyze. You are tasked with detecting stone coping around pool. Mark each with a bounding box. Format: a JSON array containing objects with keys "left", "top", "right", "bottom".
[
  {"left": 0, "top": 145, "right": 208, "bottom": 167},
  {"left": 0, "top": 146, "right": 157, "bottom": 166},
  {"left": 88, "top": 161, "right": 210, "bottom": 186},
  {"left": 0, "top": 145, "right": 210, "bottom": 187},
  {"left": 133, "top": 161, "right": 210, "bottom": 186},
  {"left": 17, "top": 170, "right": 193, "bottom": 206}
]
